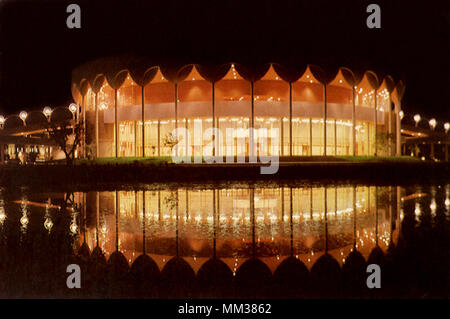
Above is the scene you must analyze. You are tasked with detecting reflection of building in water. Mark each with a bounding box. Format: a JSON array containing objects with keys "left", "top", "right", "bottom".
[{"left": 79, "top": 186, "right": 399, "bottom": 273}]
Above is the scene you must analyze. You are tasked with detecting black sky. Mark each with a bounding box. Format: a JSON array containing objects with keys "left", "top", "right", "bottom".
[{"left": 0, "top": 0, "right": 448, "bottom": 123}]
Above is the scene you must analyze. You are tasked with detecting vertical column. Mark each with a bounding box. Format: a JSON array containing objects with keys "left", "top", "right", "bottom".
[
  {"left": 250, "top": 188, "right": 255, "bottom": 257},
  {"left": 142, "top": 190, "right": 146, "bottom": 254},
  {"left": 95, "top": 93, "right": 99, "bottom": 158},
  {"left": 157, "top": 120, "right": 160, "bottom": 156},
  {"left": 323, "top": 83, "right": 327, "bottom": 156},
  {"left": 289, "top": 188, "right": 293, "bottom": 256},
  {"left": 374, "top": 88, "right": 378, "bottom": 156},
  {"left": 175, "top": 190, "right": 179, "bottom": 257},
  {"left": 96, "top": 192, "right": 100, "bottom": 246},
  {"left": 82, "top": 95, "right": 86, "bottom": 158},
  {"left": 394, "top": 101, "right": 401, "bottom": 156},
  {"left": 289, "top": 82, "right": 293, "bottom": 156},
  {"left": 174, "top": 83, "right": 178, "bottom": 157},
  {"left": 134, "top": 121, "right": 137, "bottom": 156},
  {"left": 115, "top": 191, "right": 119, "bottom": 251},
  {"left": 374, "top": 186, "right": 378, "bottom": 245},
  {"left": 141, "top": 85, "right": 145, "bottom": 157},
  {"left": 324, "top": 187, "right": 328, "bottom": 252},
  {"left": 352, "top": 186, "right": 356, "bottom": 249},
  {"left": 185, "top": 118, "right": 188, "bottom": 156},
  {"left": 114, "top": 89, "right": 118, "bottom": 158},
  {"left": 250, "top": 82, "right": 255, "bottom": 159},
  {"left": 213, "top": 189, "right": 216, "bottom": 259},
  {"left": 280, "top": 117, "right": 284, "bottom": 156},
  {"left": 388, "top": 96, "right": 392, "bottom": 156},
  {"left": 334, "top": 119, "right": 337, "bottom": 155},
  {"left": 212, "top": 82, "right": 216, "bottom": 157},
  {"left": 309, "top": 118, "right": 313, "bottom": 156},
  {"left": 352, "top": 86, "right": 356, "bottom": 156}
]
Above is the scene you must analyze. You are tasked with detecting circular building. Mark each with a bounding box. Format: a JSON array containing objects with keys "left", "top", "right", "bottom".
[{"left": 71, "top": 57, "right": 405, "bottom": 159}]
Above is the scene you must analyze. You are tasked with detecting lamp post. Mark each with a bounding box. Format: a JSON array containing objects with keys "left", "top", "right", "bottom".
[
  {"left": 43, "top": 106, "right": 52, "bottom": 122},
  {"left": 42, "top": 107, "right": 52, "bottom": 160},
  {"left": 19, "top": 111, "right": 28, "bottom": 126},
  {"left": 429, "top": 118, "right": 436, "bottom": 130},
  {"left": 413, "top": 114, "right": 421, "bottom": 127},
  {"left": 69, "top": 103, "right": 77, "bottom": 134},
  {"left": 444, "top": 122, "right": 449, "bottom": 134}
]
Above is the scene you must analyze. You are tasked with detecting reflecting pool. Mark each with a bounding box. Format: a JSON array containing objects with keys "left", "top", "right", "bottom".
[{"left": 0, "top": 183, "right": 448, "bottom": 298}]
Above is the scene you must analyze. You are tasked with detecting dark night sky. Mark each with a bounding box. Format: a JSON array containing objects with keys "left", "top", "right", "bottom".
[{"left": 0, "top": 0, "right": 448, "bottom": 124}]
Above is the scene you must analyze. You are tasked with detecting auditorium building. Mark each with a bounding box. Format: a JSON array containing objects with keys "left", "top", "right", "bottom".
[{"left": 71, "top": 57, "right": 404, "bottom": 159}]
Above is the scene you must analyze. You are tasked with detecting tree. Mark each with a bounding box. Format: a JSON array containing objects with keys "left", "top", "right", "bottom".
[
  {"left": 162, "top": 132, "right": 179, "bottom": 153},
  {"left": 47, "top": 120, "right": 83, "bottom": 165},
  {"left": 376, "top": 132, "right": 395, "bottom": 156}
]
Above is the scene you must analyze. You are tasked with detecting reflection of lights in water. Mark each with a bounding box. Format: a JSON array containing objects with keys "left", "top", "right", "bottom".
[
  {"left": 414, "top": 203, "right": 421, "bottom": 216},
  {"left": 76, "top": 186, "right": 405, "bottom": 260},
  {"left": 20, "top": 215, "right": 29, "bottom": 227},
  {"left": 70, "top": 222, "right": 78, "bottom": 234},
  {"left": 430, "top": 200, "right": 437, "bottom": 215},
  {"left": 44, "top": 218, "right": 53, "bottom": 231},
  {"left": 0, "top": 209, "right": 6, "bottom": 224}
]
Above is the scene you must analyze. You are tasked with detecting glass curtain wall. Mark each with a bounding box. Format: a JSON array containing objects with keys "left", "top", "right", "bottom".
[
  {"left": 97, "top": 80, "right": 115, "bottom": 157},
  {"left": 89, "top": 65, "right": 388, "bottom": 159},
  {"left": 253, "top": 66, "right": 289, "bottom": 156},
  {"left": 117, "top": 74, "right": 141, "bottom": 157},
  {"left": 178, "top": 67, "right": 213, "bottom": 157},
  {"left": 144, "top": 69, "right": 175, "bottom": 156},
  {"left": 215, "top": 64, "right": 252, "bottom": 157},
  {"left": 327, "top": 71, "right": 353, "bottom": 155},
  {"left": 292, "top": 68, "right": 323, "bottom": 155},
  {"left": 355, "top": 75, "right": 375, "bottom": 155}
]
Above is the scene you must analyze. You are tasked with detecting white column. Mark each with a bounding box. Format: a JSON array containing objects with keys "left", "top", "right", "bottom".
[{"left": 394, "top": 101, "right": 401, "bottom": 156}]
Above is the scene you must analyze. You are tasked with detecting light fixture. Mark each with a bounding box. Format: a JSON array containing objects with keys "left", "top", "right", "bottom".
[
  {"left": 413, "top": 114, "right": 421, "bottom": 127},
  {"left": 19, "top": 111, "right": 28, "bottom": 125},
  {"left": 69, "top": 103, "right": 77, "bottom": 114},
  {"left": 43, "top": 106, "right": 52, "bottom": 118},
  {"left": 99, "top": 102, "right": 108, "bottom": 110},
  {"left": 398, "top": 110, "right": 404, "bottom": 120},
  {"left": 428, "top": 118, "right": 436, "bottom": 130},
  {"left": 0, "top": 115, "right": 5, "bottom": 127},
  {"left": 444, "top": 122, "right": 449, "bottom": 133}
]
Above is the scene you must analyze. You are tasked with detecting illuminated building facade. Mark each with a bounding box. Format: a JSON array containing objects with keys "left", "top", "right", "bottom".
[{"left": 72, "top": 58, "right": 406, "bottom": 159}]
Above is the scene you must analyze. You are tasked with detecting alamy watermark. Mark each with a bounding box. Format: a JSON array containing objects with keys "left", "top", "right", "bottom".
[{"left": 169, "top": 126, "right": 280, "bottom": 175}]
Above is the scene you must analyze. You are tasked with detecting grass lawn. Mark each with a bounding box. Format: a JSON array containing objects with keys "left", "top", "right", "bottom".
[
  {"left": 74, "top": 155, "right": 422, "bottom": 165},
  {"left": 75, "top": 156, "right": 173, "bottom": 165}
]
